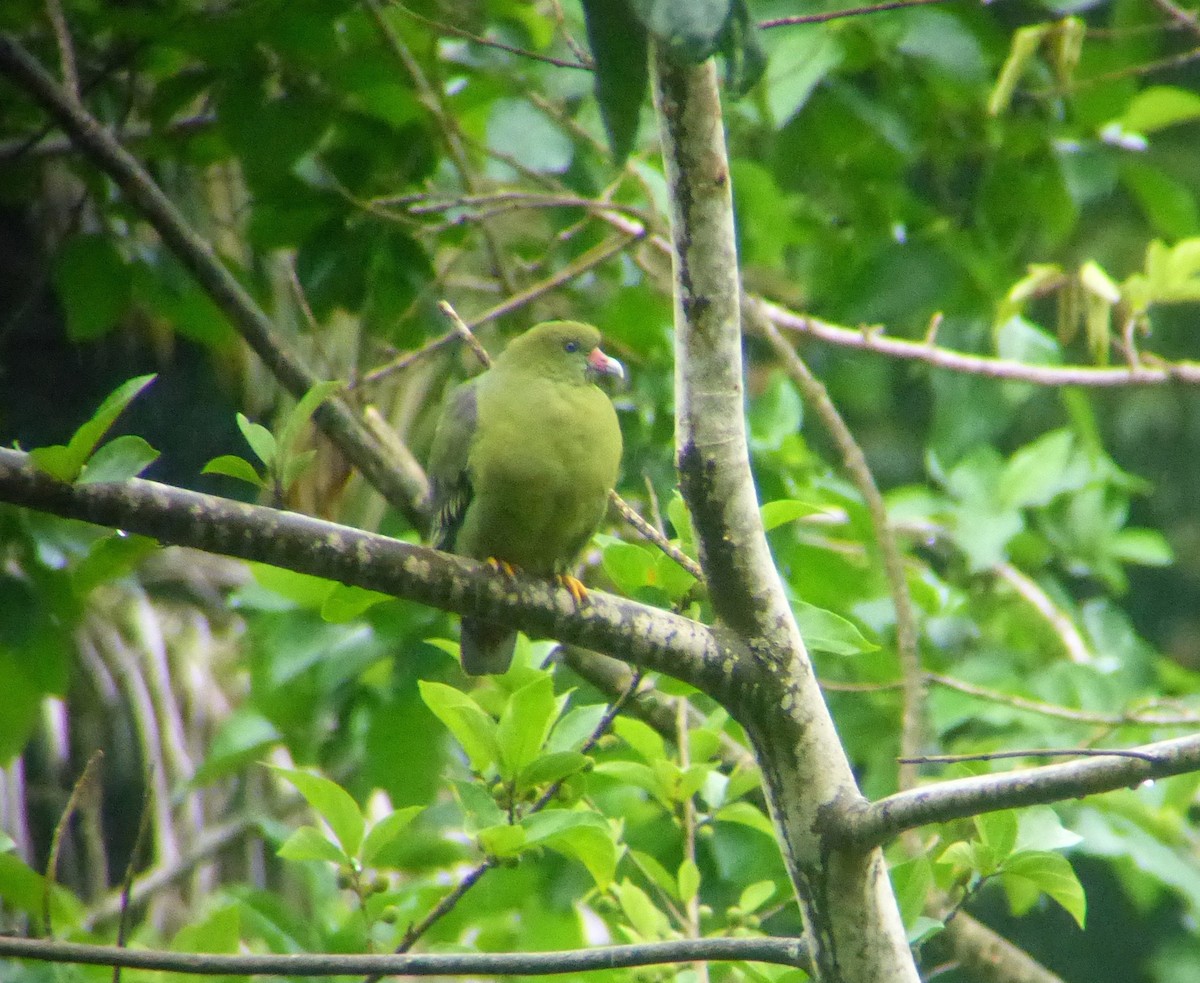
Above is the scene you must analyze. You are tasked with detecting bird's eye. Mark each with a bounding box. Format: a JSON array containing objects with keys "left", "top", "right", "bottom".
[{"left": 564, "top": 340, "right": 579, "bottom": 353}]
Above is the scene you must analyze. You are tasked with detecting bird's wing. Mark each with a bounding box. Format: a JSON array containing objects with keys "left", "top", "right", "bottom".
[{"left": 427, "top": 379, "right": 478, "bottom": 552}]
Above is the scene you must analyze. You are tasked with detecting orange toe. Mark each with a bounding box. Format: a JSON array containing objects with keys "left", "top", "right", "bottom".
[
  {"left": 486, "top": 557, "right": 518, "bottom": 577},
  {"left": 558, "top": 574, "right": 588, "bottom": 605}
]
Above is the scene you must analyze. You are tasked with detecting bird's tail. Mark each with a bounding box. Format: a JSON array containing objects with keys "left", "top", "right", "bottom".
[{"left": 460, "top": 618, "right": 517, "bottom": 675}]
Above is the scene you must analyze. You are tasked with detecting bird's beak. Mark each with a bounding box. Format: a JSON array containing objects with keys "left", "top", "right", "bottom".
[{"left": 587, "top": 347, "right": 625, "bottom": 382}]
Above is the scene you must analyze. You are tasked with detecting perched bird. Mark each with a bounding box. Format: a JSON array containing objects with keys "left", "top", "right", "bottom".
[{"left": 428, "top": 321, "right": 625, "bottom": 674}]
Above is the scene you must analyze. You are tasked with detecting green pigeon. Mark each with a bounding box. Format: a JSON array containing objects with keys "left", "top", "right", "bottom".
[{"left": 428, "top": 321, "right": 625, "bottom": 674}]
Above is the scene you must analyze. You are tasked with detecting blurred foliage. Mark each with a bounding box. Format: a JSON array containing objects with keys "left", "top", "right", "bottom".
[{"left": 3, "top": 0, "right": 1200, "bottom": 981}]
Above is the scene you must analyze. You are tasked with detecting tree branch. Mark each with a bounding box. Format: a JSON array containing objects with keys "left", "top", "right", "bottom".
[
  {"left": 0, "top": 448, "right": 728, "bottom": 692},
  {"left": 0, "top": 32, "right": 432, "bottom": 530},
  {"left": 651, "top": 47, "right": 918, "bottom": 983},
  {"left": 832, "top": 732, "right": 1200, "bottom": 850},
  {"left": 0, "top": 934, "right": 808, "bottom": 976},
  {"left": 753, "top": 296, "right": 1200, "bottom": 387}
]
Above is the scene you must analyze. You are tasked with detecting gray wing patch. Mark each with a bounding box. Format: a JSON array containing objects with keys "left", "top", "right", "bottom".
[{"left": 428, "top": 381, "right": 478, "bottom": 553}]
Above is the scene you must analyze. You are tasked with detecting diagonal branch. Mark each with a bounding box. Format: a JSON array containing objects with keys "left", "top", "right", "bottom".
[
  {"left": 831, "top": 731, "right": 1200, "bottom": 851},
  {"left": 0, "top": 33, "right": 431, "bottom": 530},
  {"left": 0, "top": 447, "right": 727, "bottom": 693}
]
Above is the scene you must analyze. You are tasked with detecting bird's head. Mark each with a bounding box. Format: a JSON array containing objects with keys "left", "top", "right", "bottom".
[{"left": 499, "top": 321, "right": 625, "bottom": 386}]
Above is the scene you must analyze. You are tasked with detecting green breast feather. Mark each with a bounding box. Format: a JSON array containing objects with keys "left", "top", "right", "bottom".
[{"left": 428, "top": 321, "right": 624, "bottom": 674}]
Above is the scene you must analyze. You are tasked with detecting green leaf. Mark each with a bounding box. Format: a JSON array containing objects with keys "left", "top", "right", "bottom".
[
  {"left": 321, "top": 583, "right": 392, "bottom": 622},
  {"left": 613, "top": 877, "right": 672, "bottom": 938},
  {"left": 738, "top": 880, "right": 775, "bottom": 914},
  {"left": 794, "top": 600, "right": 877, "bottom": 656},
  {"left": 613, "top": 716, "right": 666, "bottom": 763},
  {"left": 478, "top": 822, "right": 527, "bottom": 858},
  {"left": 516, "top": 751, "right": 590, "bottom": 793},
  {"left": 171, "top": 902, "right": 240, "bottom": 954},
  {"left": 1110, "top": 528, "right": 1174, "bottom": 567},
  {"left": 195, "top": 710, "right": 281, "bottom": 784},
  {"left": 419, "top": 680, "right": 500, "bottom": 774},
  {"left": 77, "top": 434, "right": 160, "bottom": 484},
  {"left": 238, "top": 412, "right": 278, "bottom": 468},
  {"left": 248, "top": 563, "right": 336, "bottom": 608},
  {"left": 71, "top": 532, "right": 159, "bottom": 594},
  {"left": 677, "top": 857, "right": 701, "bottom": 904},
  {"left": 361, "top": 806, "right": 424, "bottom": 867},
  {"left": 975, "top": 810, "right": 1019, "bottom": 867},
  {"left": 269, "top": 766, "right": 365, "bottom": 858},
  {"left": 761, "top": 499, "right": 823, "bottom": 532},
  {"left": 30, "top": 374, "right": 157, "bottom": 483},
  {"left": 486, "top": 99, "right": 573, "bottom": 176},
  {"left": 203, "top": 454, "right": 268, "bottom": 487},
  {"left": 593, "top": 760, "right": 668, "bottom": 804},
  {"left": 1121, "top": 160, "right": 1199, "bottom": 239},
  {"left": 763, "top": 26, "right": 841, "bottom": 126},
  {"left": 277, "top": 825, "right": 347, "bottom": 864},
  {"left": 0, "top": 853, "right": 84, "bottom": 931},
  {"left": 546, "top": 704, "right": 608, "bottom": 753},
  {"left": 715, "top": 800, "right": 776, "bottom": 837},
  {"left": 497, "top": 674, "right": 558, "bottom": 780},
  {"left": 890, "top": 856, "right": 934, "bottom": 930},
  {"left": 1001, "top": 850, "right": 1087, "bottom": 927},
  {"left": 26, "top": 445, "right": 84, "bottom": 483},
  {"left": 749, "top": 372, "right": 802, "bottom": 451},
  {"left": 522, "top": 809, "right": 619, "bottom": 887},
  {"left": 454, "top": 780, "right": 506, "bottom": 832},
  {"left": 278, "top": 380, "right": 342, "bottom": 461},
  {"left": 53, "top": 234, "right": 132, "bottom": 341},
  {"left": 1014, "top": 806, "right": 1083, "bottom": 853},
  {"left": 1118, "top": 86, "right": 1200, "bottom": 134},
  {"left": 999, "top": 429, "right": 1089, "bottom": 508},
  {"left": 602, "top": 540, "right": 659, "bottom": 594},
  {"left": 582, "top": 0, "right": 649, "bottom": 163}
]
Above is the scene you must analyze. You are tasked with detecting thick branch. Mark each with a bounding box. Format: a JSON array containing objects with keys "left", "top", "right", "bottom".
[
  {"left": 832, "top": 732, "right": 1200, "bottom": 850},
  {"left": 0, "top": 33, "right": 431, "bottom": 529},
  {"left": 0, "top": 448, "right": 728, "bottom": 691},
  {"left": 651, "top": 49, "right": 917, "bottom": 983},
  {"left": 0, "top": 934, "right": 807, "bottom": 976},
  {"left": 653, "top": 54, "right": 785, "bottom": 642}
]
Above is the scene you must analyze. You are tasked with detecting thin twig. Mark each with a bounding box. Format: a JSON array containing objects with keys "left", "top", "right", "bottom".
[
  {"left": 437, "top": 300, "right": 492, "bottom": 367},
  {"left": 365, "top": 0, "right": 516, "bottom": 294},
  {"left": 1147, "top": 0, "right": 1200, "bottom": 34},
  {"left": 43, "top": 0, "right": 79, "bottom": 101},
  {"left": 756, "top": 297, "right": 1200, "bottom": 387},
  {"left": 899, "top": 746, "right": 1163, "bottom": 765},
  {"left": 927, "top": 673, "right": 1200, "bottom": 728},
  {"left": 112, "top": 783, "right": 154, "bottom": 983},
  {"left": 609, "top": 491, "right": 705, "bottom": 582},
  {"left": 465, "top": 231, "right": 643, "bottom": 330},
  {"left": 355, "top": 330, "right": 460, "bottom": 389},
  {"left": 43, "top": 751, "right": 104, "bottom": 936},
  {"left": 993, "top": 563, "right": 1092, "bottom": 665},
  {"left": 394, "top": 2, "right": 592, "bottom": 69},
  {"left": 761, "top": 0, "right": 952, "bottom": 27}
]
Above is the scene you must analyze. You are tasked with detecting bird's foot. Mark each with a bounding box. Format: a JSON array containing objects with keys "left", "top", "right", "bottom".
[
  {"left": 557, "top": 574, "right": 589, "bottom": 606},
  {"left": 486, "top": 557, "right": 519, "bottom": 578}
]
